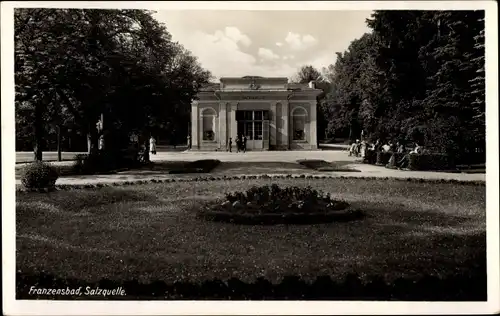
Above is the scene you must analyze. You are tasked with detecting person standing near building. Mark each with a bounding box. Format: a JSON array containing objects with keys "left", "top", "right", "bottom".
[
  {"left": 187, "top": 135, "right": 191, "bottom": 149},
  {"left": 236, "top": 135, "right": 241, "bottom": 153},
  {"left": 228, "top": 137, "right": 232, "bottom": 152},
  {"left": 98, "top": 135, "right": 105, "bottom": 151},
  {"left": 243, "top": 135, "right": 247, "bottom": 153},
  {"left": 149, "top": 136, "right": 157, "bottom": 155}
]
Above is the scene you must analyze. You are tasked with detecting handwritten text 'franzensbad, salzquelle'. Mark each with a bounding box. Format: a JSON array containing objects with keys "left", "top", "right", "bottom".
[{"left": 29, "top": 286, "right": 126, "bottom": 297}]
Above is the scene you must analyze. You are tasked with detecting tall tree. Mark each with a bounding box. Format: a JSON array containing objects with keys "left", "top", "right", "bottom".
[
  {"left": 292, "top": 65, "right": 331, "bottom": 141},
  {"left": 292, "top": 65, "right": 323, "bottom": 83},
  {"left": 322, "top": 33, "right": 384, "bottom": 141},
  {"left": 15, "top": 9, "right": 212, "bottom": 160}
]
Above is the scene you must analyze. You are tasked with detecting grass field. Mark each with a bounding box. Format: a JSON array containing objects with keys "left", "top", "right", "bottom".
[{"left": 16, "top": 178, "right": 486, "bottom": 287}]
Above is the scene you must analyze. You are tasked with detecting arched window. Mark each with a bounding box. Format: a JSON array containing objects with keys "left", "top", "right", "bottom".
[
  {"left": 201, "top": 108, "right": 216, "bottom": 141},
  {"left": 292, "top": 107, "right": 307, "bottom": 141}
]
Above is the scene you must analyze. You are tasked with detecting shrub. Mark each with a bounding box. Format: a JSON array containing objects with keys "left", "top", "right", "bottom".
[
  {"left": 72, "top": 150, "right": 144, "bottom": 175},
  {"left": 72, "top": 153, "right": 115, "bottom": 175},
  {"left": 224, "top": 184, "right": 338, "bottom": 209},
  {"left": 21, "top": 161, "right": 59, "bottom": 190},
  {"left": 199, "top": 184, "right": 357, "bottom": 225},
  {"left": 408, "top": 153, "right": 454, "bottom": 171}
]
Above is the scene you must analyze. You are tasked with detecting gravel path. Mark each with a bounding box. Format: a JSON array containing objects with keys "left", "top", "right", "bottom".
[{"left": 14, "top": 150, "right": 485, "bottom": 185}]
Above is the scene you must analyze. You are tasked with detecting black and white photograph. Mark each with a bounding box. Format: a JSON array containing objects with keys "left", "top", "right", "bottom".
[{"left": 2, "top": 1, "right": 499, "bottom": 315}]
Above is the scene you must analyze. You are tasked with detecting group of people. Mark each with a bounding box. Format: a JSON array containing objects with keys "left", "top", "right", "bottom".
[
  {"left": 349, "top": 138, "right": 423, "bottom": 157},
  {"left": 349, "top": 137, "right": 423, "bottom": 169},
  {"left": 228, "top": 134, "right": 247, "bottom": 153},
  {"left": 147, "top": 134, "right": 249, "bottom": 153}
]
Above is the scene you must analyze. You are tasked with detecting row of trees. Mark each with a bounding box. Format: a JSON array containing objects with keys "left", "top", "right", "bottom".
[
  {"left": 16, "top": 9, "right": 485, "bottom": 160},
  {"left": 15, "top": 9, "right": 212, "bottom": 160},
  {"left": 296, "top": 10, "right": 485, "bottom": 158}
]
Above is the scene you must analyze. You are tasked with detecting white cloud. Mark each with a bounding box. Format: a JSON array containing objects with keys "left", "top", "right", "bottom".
[
  {"left": 276, "top": 42, "right": 283, "bottom": 47},
  {"left": 171, "top": 27, "right": 297, "bottom": 78},
  {"left": 223, "top": 26, "right": 252, "bottom": 47},
  {"left": 285, "top": 32, "right": 318, "bottom": 50},
  {"left": 283, "top": 55, "right": 295, "bottom": 60},
  {"left": 258, "top": 47, "right": 280, "bottom": 60},
  {"left": 302, "top": 34, "right": 317, "bottom": 45},
  {"left": 308, "top": 51, "right": 336, "bottom": 71}
]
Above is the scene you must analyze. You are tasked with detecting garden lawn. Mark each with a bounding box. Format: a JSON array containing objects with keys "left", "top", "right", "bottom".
[{"left": 16, "top": 178, "right": 486, "bottom": 285}]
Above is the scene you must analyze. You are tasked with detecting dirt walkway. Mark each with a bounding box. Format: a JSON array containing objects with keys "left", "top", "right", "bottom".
[
  {"left": 14, "top": 163, "right": 485, "bottom": 186},
  {"left": 14, "top": 151, "right": 486, "bottom": 186}
]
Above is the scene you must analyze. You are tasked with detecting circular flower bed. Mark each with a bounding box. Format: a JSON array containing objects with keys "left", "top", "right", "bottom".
[{"left": 197, "top": 184, "right": 363, "bottom": 225}]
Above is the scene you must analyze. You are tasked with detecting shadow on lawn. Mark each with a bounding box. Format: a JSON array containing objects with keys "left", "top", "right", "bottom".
[
  {"left": 357, "top": 201, "right": 478, "bottom": 228},
  {"left": 298, "top": 159, "right": 361, "bottom": 172},
  {"left": 211, "top": 161, "right": 310, "bottom": 175},
  {"left": 16, "top": 187, "right": 159, "bottom": 218},
  {"left": 116, "top": 160, "right": 220, "bottom": 176}
]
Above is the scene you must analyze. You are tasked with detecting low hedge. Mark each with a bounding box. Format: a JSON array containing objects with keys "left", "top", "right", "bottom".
[
  {"left": 368, "top": 151, "right": 457, "bottom": 171},
  {"left": 376, "top": 151, "right": 392, "bottom": 166},
  {"left": 363, "top": 150, "right": 377, "bottom": 164},
  {"left": 72, "top": 153, "right": 120, "bottom": 175},
  {"left": 72, "top": 148, "right": 148, "bottom": 175},
  {"left": 408, "top": 153, "right": 455, "bottom": 171},
  {"left": 17, "top": 268, "right": 486, "bottom": 300}
]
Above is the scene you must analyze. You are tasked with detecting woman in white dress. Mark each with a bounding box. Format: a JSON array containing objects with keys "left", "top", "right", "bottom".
[{"left": 149, "top": 136, "right": 157, "bottom": 155}]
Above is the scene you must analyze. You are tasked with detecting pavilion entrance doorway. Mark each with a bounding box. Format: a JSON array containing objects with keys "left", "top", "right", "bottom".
[{"left": 236, "top": 110, "right": 270, "bottom": 150}]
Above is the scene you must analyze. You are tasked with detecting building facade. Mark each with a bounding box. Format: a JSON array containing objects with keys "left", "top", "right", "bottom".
[{"left": 190, "top": 76, "right": 322, "bottom": 151}]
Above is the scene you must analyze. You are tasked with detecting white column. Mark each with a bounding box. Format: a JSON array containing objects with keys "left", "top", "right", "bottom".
[
  {"left": 191, "top": 101, "right": 199, "bottom": 148},
  {"left": 310, "top": 100, "right": 317, "bottom": 149},
  {"left": 282, "top": 101, "right": 289, "bottom": 149},
  {"left": 219, "top": 102, "right": 227, "bottom": 147},
  {"left": 270, "top": 101, "right": 277, "bottom": 148},
  {"left": 230, "top": 102, "right": 238, "bottom": 139}
]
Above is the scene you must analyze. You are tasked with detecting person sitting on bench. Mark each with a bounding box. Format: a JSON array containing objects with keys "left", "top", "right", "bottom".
[{"left": 398, "top": 142, "right": 422, "bottom": 168}]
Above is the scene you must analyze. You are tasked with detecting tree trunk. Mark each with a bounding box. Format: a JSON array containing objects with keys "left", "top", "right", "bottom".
[
  {"left": 33, "top": 105, "right": 43, "bottom": 161},
  {"left": 90, "top": 131, "right": 99, "bottom": 156},
  {"left": 86, "top": 125, "right": 99, "bottom": 156},
  {"left": 144, "top": 141, "right": 150, "bottom": 163},
  {"left": 87, "top": 133, "right": 92, "bottom": 154},
  {"left": 57, "top": 125, "right": 62, "bottom": 161}
]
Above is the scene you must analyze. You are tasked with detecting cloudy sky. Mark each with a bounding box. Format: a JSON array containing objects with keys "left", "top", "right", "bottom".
[{"left": 153, "top": 10, "right": 373, "bottom": 80}]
